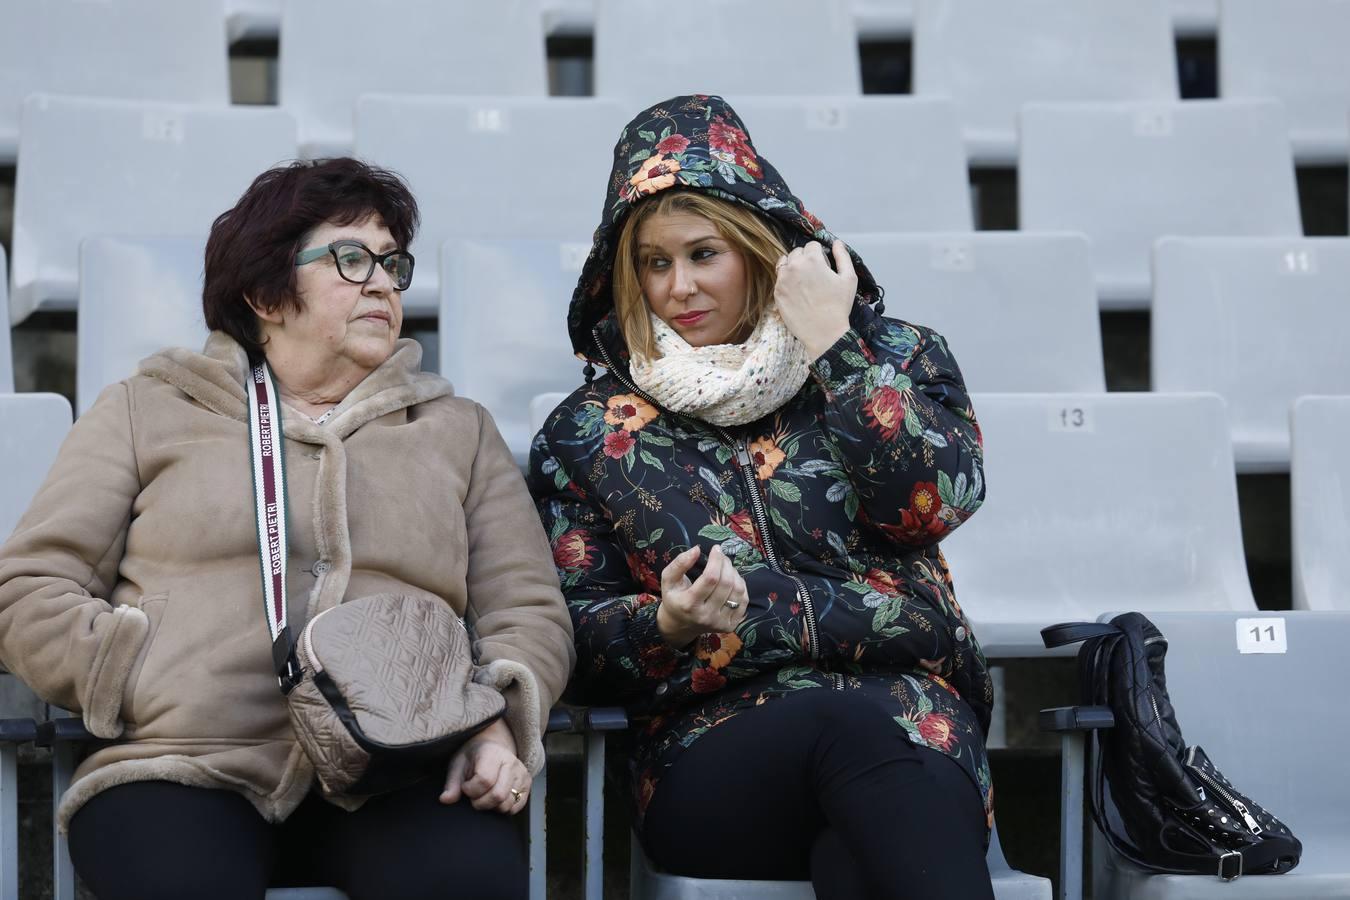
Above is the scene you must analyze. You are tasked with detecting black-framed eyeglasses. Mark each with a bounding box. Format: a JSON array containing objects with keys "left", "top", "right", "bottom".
[{"left": 294, "top": 239, "right": 415, "bottom": 291}]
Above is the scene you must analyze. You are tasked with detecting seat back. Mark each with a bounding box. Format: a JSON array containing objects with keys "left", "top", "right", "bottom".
[
  {"left": 1291, "top": 396, "right": 1350, "bottom": 611},
  {"left": 846, "top": 232, "right": 1104, "bottom": 392},
  {"left": 1018, "top": 100, "right": 1302, "bottom": 310},
  {"left": 0, "top": 0, "right": 229, "bottom": 162},
  {"left": 594, "top": 0, "right": 861, "bottom": 102},
  {"left": 78, "top": 237, "right": 211, "bottom": 415},
  {"left": 280, "top": 0, "right": 547, "bottom": 156},
  {"left": 355, "top": 96, "right": 624, "bottom": 315},
  {"left": 725, "top": 97, "right": 972, "bottom": 235},
  {"left": 440, "top": 239, "right": 591, "bottom": 460},
  {"left": 1152, "top": 237, "right": 1350, "bottom": 471},
  {"left": 0, "top": 394, "right": 72, "bottom": 540},
  {"left": 0, "top": 248, "right": 11, "bottom": 392},
  {"left": 913, "top": 0, "right": 1177, "bottom": 164},
  {"left": 10, "top": 96, "right": 295, "bottom": 324},
  {"left": 941, "top": 393, "right": 1256, "bottom": 656},
  {"left": 1219, "top": 0, "right": 1350, "bottom": 163}
]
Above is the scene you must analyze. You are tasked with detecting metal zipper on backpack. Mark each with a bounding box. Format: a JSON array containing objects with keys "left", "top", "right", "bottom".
[
  {"left": 1185, "top": 747, "right": 1263, "bottom": 834},
  {"left": 591, "top": 332, "right": 822, "bottom": 662}
]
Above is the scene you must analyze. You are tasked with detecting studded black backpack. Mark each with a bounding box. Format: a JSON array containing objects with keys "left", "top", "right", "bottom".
[{"left": 1044, "top": 613, "right": 1302, "bottom": 881}]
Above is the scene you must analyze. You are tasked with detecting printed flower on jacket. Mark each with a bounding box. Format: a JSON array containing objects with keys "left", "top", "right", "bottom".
[
  {"left": 748, "top": 435, "right": 786, "bottom": 480},
  {"left": 916, "top": 712, "right": 958, "bottom": 752},
  {"left": 691, "top": 666, "right": 727, "bottom": 694},
  {"left": 626, "top": 551, "right": 661, "bottom": 593},
  {"left": 864, "top": 568, "right": 901, "bottom": 596},
  {"left": 727, "top": 510, "right": 763, "bottom": 551},
  {"left": 708, "top": 117, "right": 763, "bottom": 178},
  {"left": 604, "top": 430, "right": 636, "bottom": 459},
  {"left": 695, "top": 632, "right": 744, "bottom": 671},
  {"left": 897, "top": 482, "right": 950, "bottom": 543},
  {"left": 624, "top": 152, "right": 681, "bottom": 201},
  {"left": 605, "top": 394, "right": 659, "bottom": 432},
  {"left": 639, "top": 643, "right": 678, "bottom": 680},
  {"left": 863, "top": 384, "right": 907, "bottom": 442},
  {"left": 553, "top": 529, "right": 594, "bottom": 571},
  {"left": 656, "top": 133, "right": 690, "bottom": 155}
]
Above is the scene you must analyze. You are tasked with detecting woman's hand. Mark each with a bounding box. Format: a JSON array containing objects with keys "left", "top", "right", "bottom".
[
  {"left": 774, "top": 239, "right": 859, "bottom": 359},
  {"left": 655, "top": 545, "right": 749, "bottom": 649},
  {"left": 441, "top": 718, "right": 530, "bottom": 815}
]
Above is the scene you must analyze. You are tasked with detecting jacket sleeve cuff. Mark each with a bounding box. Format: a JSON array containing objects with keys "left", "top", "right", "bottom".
[
  {"left": 81, "top": 605, "right": 149, "bottom": 739},
  {"left": 474, "top": 658, "right": 546, "bottom": 776},
  {"left": 808, "top": 329, "right": 871, "bottom": 397}
]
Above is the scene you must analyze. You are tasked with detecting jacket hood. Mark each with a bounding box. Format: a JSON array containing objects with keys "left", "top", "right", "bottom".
[{"left": 567, "top": 94, "right": 884, "bottom": 366}]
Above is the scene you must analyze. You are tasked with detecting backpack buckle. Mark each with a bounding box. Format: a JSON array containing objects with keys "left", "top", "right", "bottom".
[{"left": 1218, "top": 851, "right": 1243, "bottom": 881}]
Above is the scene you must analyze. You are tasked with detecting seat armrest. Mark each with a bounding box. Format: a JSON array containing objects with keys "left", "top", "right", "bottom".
[
  {"left": 0, "top": 719, "right": 37, "bottom": 743},
  {"left": 34, "top": 718, "right": 94, "bottom": 748},
  {"left": 1039, "top": 705, "right": 1114, "bottom": 733}
]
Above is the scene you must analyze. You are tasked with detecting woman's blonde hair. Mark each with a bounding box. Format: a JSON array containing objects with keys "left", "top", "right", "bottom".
[{"left": 612, "top": 191, "right": 788, "bottom": 360}]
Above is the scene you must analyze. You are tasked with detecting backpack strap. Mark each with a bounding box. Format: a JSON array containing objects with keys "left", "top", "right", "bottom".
[{"left": 1041, "top": 621, "right": 1119, "bottom": 649}]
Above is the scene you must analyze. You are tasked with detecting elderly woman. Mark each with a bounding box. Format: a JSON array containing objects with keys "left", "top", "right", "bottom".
[
  {"left": 0, "top": 158, "right": 573, "bottom": 900},
  {"left": 530, "top": 96, "right": 994, "bottom": 899}
]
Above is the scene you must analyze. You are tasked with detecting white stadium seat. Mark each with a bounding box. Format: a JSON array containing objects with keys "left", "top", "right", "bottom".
[
  {"left": 593, "top": 0, "right": 861, "bottom": 103},
  {"left": 913, "top": 0, "right": 1178, "bottom": 165},
  {"left": 354, "top": 95, "right": 625, "bottom": 316},
  {"left": 846, "top": 233, "right": 1105, "bottom": 393},
  {"left": 77, "top": 237, "right": 211, "bottom": 415},
  {"left": 226, "top": 0, "right": 282, "bottom": 43},
  {"left": 0, "top": 0, "right": 229, "bottom": 163},
  {"left": 725, "top": 97, "right": 972, "bottom": 235},
  {"left": 440, "top": 239, "right": 592, "bottom": 461},
  {"left": 1219, "top": 0, "right": 1350, "bottom": 163},
  {"left": 280, "top": 0, "right": 548, "bottom": 157},
  {"left": 1019, "top": 100, "right": 1302, "bottom": 310},
  {"left": 1292, "top": 397, "right": 1350, "bottom": 612},
  {"left": 9, "top": 95, "right": 296, "bottom": 325},
  {"left": 0, "top": 393, "right": 72, "bottom": 540},
  {"left": 1152, "top": 237, "right": 1350, "bottom": 472},
  {"left": 0, "top": 248, "right": 11, "bottom": 393},
  {"left": 940, "top": 393, "right": 1256, "bottom": 657},
  {"left": 1170, "top": 0, "right": 1218, "bottom": 36},
  {"left": 852, "top": 0, "right": 916, "bottom": 38}
]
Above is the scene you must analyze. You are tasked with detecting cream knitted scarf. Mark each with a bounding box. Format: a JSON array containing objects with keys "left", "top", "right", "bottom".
[{"left": 629, "top": 306, "right": 812, "bottom": 426}]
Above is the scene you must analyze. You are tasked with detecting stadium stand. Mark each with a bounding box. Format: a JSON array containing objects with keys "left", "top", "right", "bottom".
[
  {"left": 1019, "top": 100, "right": 1304, "bottom": 310},
  {"left": 1219, "top": 0, "right": 1350, "bottom": 164},
  {"left": 280, "top": 0, "right": 548, "bottom": 157},
  {"left": 1292, "top": 396, "right": 1350, "bottom": 612},
  {"left": 0, "top": 393, "right": 71, "bottom": 541},
  {"left": 225, "top": 0, "right": 283, "bottom": 43},
  {"left": 938, "top": 393, "right": 1257, "bottom": 657},
  {"left": 912, "top": 0, "right": 1179, "bottom": 166},
  {"left": 77, "top": 237, "right": 211, "bottom": 415},
  {"left": 9, "top": 95, "right": 295, "bottom": 325},
  {"left": 440, "top": 238, "right": 593, "bottom": 459},
  {"left": 1170, "top": 0, "right": 1218, "bottom": 36},
  {"left": 851, "top": 0, "right": 916, "bottom": 38},
  {"left": 1151, "top": 236, "right": 1350, "bottom": 471},
  {"left": 0, "top": 248, "right": 10, "bottom": 393},
  {"left": 845, "top": 232, "right": 1106, "bottom": 392},
  {"left": 353, "top": 95, "right": 625, "bottom": 316},
  {"left": 0, "top": 0, "right": 229, "bottom": 164},
  {"left": 592, "top": 0, "right": 862, "bottom": 102},
  {"left": 722, "top": 96, "right": 973, "bottom": 235}
]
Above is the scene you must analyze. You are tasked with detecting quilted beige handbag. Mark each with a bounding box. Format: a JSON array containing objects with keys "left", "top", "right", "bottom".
[{"left": 247, "top": 360, "right": 504, "bottom": 797}]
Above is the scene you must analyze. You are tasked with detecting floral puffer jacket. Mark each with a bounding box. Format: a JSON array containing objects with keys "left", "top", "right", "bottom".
[{"left": 528, "top": 94, "right": 994, "bottom": 832}]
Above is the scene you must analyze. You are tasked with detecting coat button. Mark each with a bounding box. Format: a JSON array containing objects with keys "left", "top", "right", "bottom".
[
  {"left": 311, "top": 560, "right": 330, "bottom": 576},
  {"left": 310, "top": 452, "right": 322, "bottom": 460},
  {"left": 654, "top": 683, "right": 668, "bottom": 696},
  {"left": 954, "top": 626, "right": 967, "bottom": 642}
]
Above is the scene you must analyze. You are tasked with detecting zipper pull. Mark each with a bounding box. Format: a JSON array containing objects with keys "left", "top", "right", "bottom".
[
  {"left": 1230, "top": 798, "right": 1262, "bottom": 834},
  {"left": 734, "top": 442, "right": 752, "bottom": 468}
]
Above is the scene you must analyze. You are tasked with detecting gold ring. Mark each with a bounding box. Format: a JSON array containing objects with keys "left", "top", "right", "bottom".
[{"left": 510, "top": 787, "right": 524, "bottom": 801}]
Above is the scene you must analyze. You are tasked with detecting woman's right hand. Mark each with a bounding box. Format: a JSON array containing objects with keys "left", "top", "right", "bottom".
[{"left": 655, "top": 545, "right": 749, "bottom": 649}]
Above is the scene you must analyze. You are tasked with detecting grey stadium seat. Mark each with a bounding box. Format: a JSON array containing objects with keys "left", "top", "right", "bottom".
[
  {"left": 912, "top": 0, "right": 1178, "bottom": 165},
  {"left": 939, "top": 393, "right": 1257, "bottom": 657},
  {"left": 724, "top": 97, "right": 973, "bottom": 236},
  {"left": 1151, "top": 237, "right": 1350, "bottom": 472},
  {"left": 9, "top": 95, "right": 295, "bottom": 325},
  {"left": 355, "top": 95, "right": 625, "bottom": 316},
  {"left": 0, "top": 0, "right": 229, "bottom": 163},
  {"left": 845, "top": 232, "right": 1105, "bottom": 393},
  {"left": 77, "top": 237, "right": 211, "bottom": 415},
  {"left": 593, "top": 0, "right": 861, "bottom": 103},
  {"left": 0, "top": 393, "right": 72, "bottom": 541},
  {"left": 0, "top": 248, "right": 11, "bottom": 392},
  {"left": 1292, "top": 396, "right": 1350, "bottom": 612},
  {"left": 1019, "top": 100, "right": 1302, "bottom": 310},
  {"left": 280, "top": 0, "right": 548, "bottom": 157}
]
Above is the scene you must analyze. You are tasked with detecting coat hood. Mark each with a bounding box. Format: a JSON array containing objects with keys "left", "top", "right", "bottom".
[{"left": 567, "top": 94, "right": 884, "bottom": 366}]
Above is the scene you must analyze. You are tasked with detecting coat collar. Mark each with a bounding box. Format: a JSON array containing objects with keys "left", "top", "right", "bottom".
[{"left": 137, "top": 331, "right": 453, "bottom": 441}]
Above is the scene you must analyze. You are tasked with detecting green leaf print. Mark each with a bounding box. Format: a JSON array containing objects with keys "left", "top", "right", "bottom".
[
  {"left": 844, "top": 492, "right": 860, "bottom": 521},
  {"left": 639, "top": 448, "right": 665, "bottom": 472},
  {"left": 769, "top": 506, "right": 792, "bottom": 536},
  {"left": 638, "top": 431, "right": 674, "bottom": 447},
  {"left": 768, "top": 480, "right": 802, "bottom": 503},
  {"left": 937, "top": 471, "right": 955, "bottom": 507},
  {"left": 698, "top": 524, "right": 735, "bottom": 542},
  {"left": 717, "top": 492, "right": 736, "bottom": 516},
  {"left": 638, "top": 129, "right": 657, "bottom": 142}
]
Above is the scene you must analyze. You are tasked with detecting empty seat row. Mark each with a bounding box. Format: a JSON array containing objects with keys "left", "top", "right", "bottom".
[{"left": 6, "top": 93, "right": 1313, "bottom": 324}]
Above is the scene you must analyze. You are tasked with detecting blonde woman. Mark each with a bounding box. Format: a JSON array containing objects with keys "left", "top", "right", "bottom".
[{"left": 529, "top": 96, "right": 995, "bottom": 898}]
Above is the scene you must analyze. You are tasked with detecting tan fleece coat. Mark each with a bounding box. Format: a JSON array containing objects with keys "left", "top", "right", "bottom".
[{"left": 0, "top": 333, "right": 574, "bottom": 829}]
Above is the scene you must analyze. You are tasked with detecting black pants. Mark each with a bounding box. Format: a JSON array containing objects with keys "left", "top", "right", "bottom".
[
  {"left": 68, "top": 776, "right": 525, "bottom": 900},
  {"left": 641, "top": 689, "right": 995, "bottom": 900}
]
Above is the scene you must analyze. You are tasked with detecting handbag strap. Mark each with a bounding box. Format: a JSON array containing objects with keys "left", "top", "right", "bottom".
[
  {"left": 1041, "top": 621, "right": 1119, "bottom": 649},
  {"left": 245, "top": 358, "right": 302, "bottom": 693}
]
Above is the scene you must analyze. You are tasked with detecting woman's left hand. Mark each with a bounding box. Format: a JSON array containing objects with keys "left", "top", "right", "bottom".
[
  {"left": 774, "top": 239, "right": 858, "bottom": 359},
  {"left": 440, "top": 718, "right": 531, "bottom": 815}
]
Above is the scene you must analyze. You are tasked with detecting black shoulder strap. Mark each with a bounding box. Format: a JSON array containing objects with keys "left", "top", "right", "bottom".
[{"left": 1041, "top": 621, "right": 1118, "bottom": 649}]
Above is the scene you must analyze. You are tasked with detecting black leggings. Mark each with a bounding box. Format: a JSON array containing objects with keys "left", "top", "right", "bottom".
[
  {"left": 68, "top": 776, "right": 525, "bottom": 900},
  {"left": 641, "top": 689, "right": 995, "bottom": 900}
]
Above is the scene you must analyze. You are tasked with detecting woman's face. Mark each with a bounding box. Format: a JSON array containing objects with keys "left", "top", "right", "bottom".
[
  {"left": 636, "top": 210, "right": 749, "bottom": 348},
  {"left": 280, "top": 214, "right": 404, "bottom": 373}
]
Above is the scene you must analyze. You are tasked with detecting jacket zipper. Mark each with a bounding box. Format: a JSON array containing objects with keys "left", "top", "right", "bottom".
[
  {"left": 591, "top": 332, "right": 822, "bottom": 661},
  {"left": 1185, "top": 747, "right": 1263, "bottom": 834}
]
